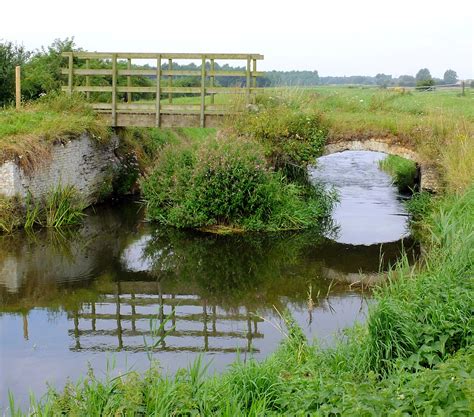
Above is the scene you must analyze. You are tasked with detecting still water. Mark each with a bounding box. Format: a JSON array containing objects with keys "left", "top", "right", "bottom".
[{"left": 0, "top": 151, "right": 417, "bottom": 409}]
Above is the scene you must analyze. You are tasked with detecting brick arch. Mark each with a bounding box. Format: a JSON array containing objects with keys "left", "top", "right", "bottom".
[{"left": 322, "top": 138, "right": 440, "bottom": 192}]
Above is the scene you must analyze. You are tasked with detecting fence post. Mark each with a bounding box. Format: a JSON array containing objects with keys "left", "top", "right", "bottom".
[
  {"left": 127, "top": 58, "right": 132, "bottom": 103},
  {"left": 15, "top": 66, "right": 21, "bottom": 110},
  {"left": 168, "top": 59, "right": 173, "bottom": 104},
  {"left": 200, "top": 56, "right": 206, "bottom": 128},
  {"left": 461, "top": 80, "right": 465, "bottom": 96},
  {"left": 68, "top": 53, "right": 73, "bottom": 95},
  {"left": 156, "top": 55, "right": 161, "bottom": 127},
  {"left": 210, "top": 58, "right": 215, "bottom": 105},
  {"left": 246, "top": 56, "right": 251, "bottom": 105},
  {"left": 111, "top": 54, "right": 117, "bottom": 127},
  {"left": 85, "top": 59, "right": 91, "bottom": 100}
]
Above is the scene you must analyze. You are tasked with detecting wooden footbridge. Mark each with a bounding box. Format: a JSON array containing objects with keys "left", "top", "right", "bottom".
[{"left": 61, "top": 52, "right": 264, "bottom": 128}]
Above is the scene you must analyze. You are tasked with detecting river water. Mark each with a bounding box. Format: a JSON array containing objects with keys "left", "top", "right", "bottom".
[{"left": 0, "top": 151, "right": 417, "bottom": 410}]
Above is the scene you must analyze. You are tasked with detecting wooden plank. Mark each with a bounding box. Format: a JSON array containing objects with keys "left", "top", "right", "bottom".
[
  {"left": 61, "top": 69, "right": 113, "bottom": 76},
  {"left": 15, "top": 66, "right": 21, "bottom": 110},
  {"left": 116, "top": 69, "right": 263, "bottom": 77},
  {"left": 62, "top": 86, "right": 113, "bottom": 93},
  {"left": 200, "top": 57, "right": 206, "bottom": 127},
  {"left": 111, "top": 54, "right": 117, "bottom": 126},
  {"left": 63, "top": 52, "right": 264, "bottom": 60},
  {"left": 127, "top": 58, "right": 132, "bottom": 103},
  {"left": 115, "top": 113, "right": 224, "bottom": 128},
  {"left": 63, "top": 86, "right": 263, "bottom": 94},
  {"left": 156, "top": 55, "right": 161, "bottom": 127}
]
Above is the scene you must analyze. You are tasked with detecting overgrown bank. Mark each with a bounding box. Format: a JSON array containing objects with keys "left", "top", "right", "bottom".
[{"left": 8, "top": 186, "right": 473, "bottom": 416}]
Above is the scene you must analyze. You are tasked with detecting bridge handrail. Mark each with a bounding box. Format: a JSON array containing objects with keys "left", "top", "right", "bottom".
[{"left": 61, "top": 51, "right": 265, "bottom": 128}]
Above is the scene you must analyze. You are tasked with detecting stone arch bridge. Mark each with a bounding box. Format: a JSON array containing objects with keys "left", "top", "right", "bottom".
[{"left": 323, "top": 136, "right": 440, "bottom": 192}]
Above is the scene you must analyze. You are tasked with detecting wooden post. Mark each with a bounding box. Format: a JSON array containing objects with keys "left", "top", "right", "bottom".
[
  {"left": 85, "top": 59, "right": 91, "bottom": 100},
  {"left": 246, "top": 56, "right": 251, "bottom": 105},
  {"left": 111, "top": 54, "right": 117, "bottom": 127},
  {"left": 15, "top": 66, "right": 21, "bottom": 110},
  {"left": 68, "top": 53, "right": 73, "bottom": 95},
  {"left": 168, "top": 58, "right": 173, "bottom": 104},
  {"left": 200, "top": 56, "right": 206, "bottom": 127},
  {"left": 252, "top": 58, "right": 257, "bottom": 103},
  {"left": 461, "top": 80, "right": 465, "bottom": 96},
  {"left": 210, "top": 59, "right": 215, "bottom": 105},
  {"left": 156, "top": 55, "right": 161, "bottom": 127},
  {"left": 127, "top": 58, "right": 132, "bottom": 103}
]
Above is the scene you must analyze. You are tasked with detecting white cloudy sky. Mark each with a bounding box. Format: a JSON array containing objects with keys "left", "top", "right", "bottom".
[{"left": 3, "top": 0, "right": 473, "bottom": 78}]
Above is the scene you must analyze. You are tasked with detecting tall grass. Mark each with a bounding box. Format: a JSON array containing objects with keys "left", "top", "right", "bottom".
[
  {"left": 379, "top": 154, "right": 418, "bottom": 193},
  {"left": 44, "top": 185, "right": 85, "bottom": 228}
]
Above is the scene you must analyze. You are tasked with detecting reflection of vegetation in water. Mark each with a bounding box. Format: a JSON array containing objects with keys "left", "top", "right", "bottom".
[{"left": 142, "top": 227, "right": 336, "bottom": 308}]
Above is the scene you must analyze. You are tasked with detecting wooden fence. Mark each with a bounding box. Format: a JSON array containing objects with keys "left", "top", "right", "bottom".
[{"left": 61, "top": 52, "right": 264, "bottom": 128}]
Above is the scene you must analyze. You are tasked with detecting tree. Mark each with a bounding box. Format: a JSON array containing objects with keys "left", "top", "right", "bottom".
[
  {"left": 397, "top": 75, "right": 416, "bottom": 87},
  {"left": 22, "top": 38, "right": 78, "bottom": 100},
  {"left": 0, "top": 41, "right": 31, "bottom": 106},
  {"left": 443, "top": 69, "right": 457, "bottom": 85},
  {"left": 375, "top": 73, "right": 392, "bottom": 87},
  {"left": 416, "top": 68, "right": 432, "bottom": 82}
]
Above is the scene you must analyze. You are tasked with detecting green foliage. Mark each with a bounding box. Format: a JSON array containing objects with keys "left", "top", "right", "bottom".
[
  {"left": 22, "top": 38, "right": 77, "bottom": 100},
  {"left": 0, "top": 195, "right": 23, "bottom": 233},
  {"left": 378, "top": 154, "right": 418, "bottom": 193},
  {"left": 0, "top": 41, "right": 30, "bottom": 106},
  {"left": 231, "top": 94, "right": 328, "bottom": 171},
  {"left": 141, "top": 136, "right": 335, "bottom": 231},
  {"left": 443, "top": 69, "right": 458, "bottom": 85},
  {"left": 405, "top": 191, "right": 433, "bottom": 221},
  {"left": 44, "top": 185, "right": 86, "bottom": 228}
]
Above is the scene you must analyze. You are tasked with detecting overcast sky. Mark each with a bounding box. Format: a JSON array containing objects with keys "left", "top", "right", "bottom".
[{"left": 3, "top": 0, "right": 473, "bottom": 78}]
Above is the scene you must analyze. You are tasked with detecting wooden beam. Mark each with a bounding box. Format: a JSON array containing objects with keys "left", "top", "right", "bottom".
[
  {"left": 111, "top": 54, "right": 117, "bottom": 127},
  {"left": 68, "top": 53, "right": 73, "bottom": 95},
  {"left": 246, "top": 56, "right": 251, "bottom": 105},
  {"left": 15, "top": 66, "right": 21, "bottom": 110},
  {"left": 200, "top": 56, "right": 206, "bottom": 127},
  {"left": 210, "top": 59, "right": 215, "bottom": 105},
  {"left": 156, "top": 55, "right": 161, "bottom": 127},
  {"left": 85, "top": 59, "right": 90, "bottom": 100},
  {"left": 127, "top": 58, "right": 132, "bottom": 103},
  {"left": 168, "top": 59, "right": 173, "bottom": 104},
  {"left": 63, "top": 52, "right": 265, "bottom": 60}
]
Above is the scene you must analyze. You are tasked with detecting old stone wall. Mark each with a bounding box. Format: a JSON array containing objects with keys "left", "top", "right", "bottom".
[{"left": 0, "top": 134, "right": 119, "bottom": 203}]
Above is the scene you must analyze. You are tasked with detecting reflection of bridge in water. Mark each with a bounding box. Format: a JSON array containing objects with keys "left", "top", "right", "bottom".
[{"left": 69, "top": 282, "right": 262, "bottom": 354}]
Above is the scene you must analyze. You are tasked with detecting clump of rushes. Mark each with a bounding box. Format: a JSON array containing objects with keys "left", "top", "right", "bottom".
[
  {"left": 230, "top": 93, "right": 328, "bottom": 175},
  {"left": 379, "top": 154, "right": 418, "bottom": 193},
  {"left": 0, "top": 195, "right": 23, "bottom": 233},
  {"left": 141, "top": 136, "right": 336, "bottom": 232},
  {"left": 0, "top": 185, "right": 85, "bottom": 233}
]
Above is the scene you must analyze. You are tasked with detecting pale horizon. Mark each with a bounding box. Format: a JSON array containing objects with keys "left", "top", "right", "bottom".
[{"left": 3, "top": 0, "right": 473, "bottom": 79}]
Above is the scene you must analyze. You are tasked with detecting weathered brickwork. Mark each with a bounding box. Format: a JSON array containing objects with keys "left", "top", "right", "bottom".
[{"left": 0, "top": 134, "right": 119, "bottom": 203}]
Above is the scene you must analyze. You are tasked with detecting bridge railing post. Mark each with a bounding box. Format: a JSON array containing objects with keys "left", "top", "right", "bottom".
[
  {"left": 111, "top": 53, "right": 117, "bottom": 127},
  {"left": 246, "top": 56, "right": 251, "bottom": 105},
  {"left": 200, "top": 56, "right": 206, "bottom": 128},
  {"left": 156, "top": 55, "right": 161, "bottom": 127},
  {"left": 67, "top": 53, "right": 73, "bottom": 95}
]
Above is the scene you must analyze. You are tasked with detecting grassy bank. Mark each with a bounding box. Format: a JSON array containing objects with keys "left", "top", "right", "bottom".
[
  {"left": 0, "top": 93, "right": 111, "bottom": 171},
  {"left": 379, "top": 154, "right": 418, "bottom": 193},
  {"left": 8, "top": 186, "right": 473, "bottom": 415}
]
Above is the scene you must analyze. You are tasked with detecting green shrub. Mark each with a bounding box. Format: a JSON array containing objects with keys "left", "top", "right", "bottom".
[
  {"left": 141, "top": 136, "right": 335, "bottom": 231},
  {"left": 231, "top": 95, "right": 328, "bottom": 171}
]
